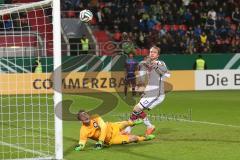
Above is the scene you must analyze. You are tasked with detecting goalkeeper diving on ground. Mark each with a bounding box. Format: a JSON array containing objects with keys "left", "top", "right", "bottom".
[{"left": 74, "top": 110, "right": 155, "bottom": 151}]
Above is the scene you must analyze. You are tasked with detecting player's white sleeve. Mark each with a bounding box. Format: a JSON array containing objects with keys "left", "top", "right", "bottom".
[
  {"left": 163, "top": 72, "right": 171, "bottom": 78},
  {"left": 138, "top": 61, "right": 147, "bottom": 83},
  {"left": 152, "top": 61, "right": 170, "bottom": 77},
  {"left": 161, "top": 61, "right": 170, "bottom": 78}
]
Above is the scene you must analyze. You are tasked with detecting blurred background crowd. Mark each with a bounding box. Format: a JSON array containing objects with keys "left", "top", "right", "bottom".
[{"left": 61, "top": 0, "right": 240, "bottom": 54}]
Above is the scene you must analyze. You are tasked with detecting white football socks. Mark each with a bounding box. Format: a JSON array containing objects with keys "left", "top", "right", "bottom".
[
  {"left": 124, "top": 126, "right": 132, "bottom": 134},
  {"left": 143, "top": 117, "right": 153, "bottom": 128}
]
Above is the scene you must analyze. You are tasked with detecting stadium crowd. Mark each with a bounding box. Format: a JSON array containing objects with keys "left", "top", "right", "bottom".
[{"left": 63, "top": 0, "right": 240, "bottom": 54}]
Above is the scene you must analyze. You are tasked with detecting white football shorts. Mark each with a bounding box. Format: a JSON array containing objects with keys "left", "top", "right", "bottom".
[{"left": 138, "top": 94, "right": 165, "bottom": 110}]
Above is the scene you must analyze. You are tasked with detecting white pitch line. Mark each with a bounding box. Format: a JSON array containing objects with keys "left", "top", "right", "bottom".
[
  {"left": 0, "top": 141, "right": 49, "bottom": 157},
  {"left": 4, "top": 157, "right": 53, "bottom": 160},
  {"left": 111, "top": 115, "right": 240, "bottom": 128},
  {"left": 174, "top": 118, "right": 240, "bottom": 128},
  {"left": 149, "top": 114, "right": 240, "bottom": 129}
]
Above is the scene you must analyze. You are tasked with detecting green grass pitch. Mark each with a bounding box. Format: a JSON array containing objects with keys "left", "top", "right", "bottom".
[
  {"left": 63, "top": 90, "right": 240, "bottom": 160},
  {"left": 1, "top": 91, "right": 240, "bottom": 160}
]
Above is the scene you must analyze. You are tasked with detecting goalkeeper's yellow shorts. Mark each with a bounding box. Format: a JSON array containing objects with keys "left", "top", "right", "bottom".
[{"left": 106, "top": 122, "right": 130, "bottom": 145}]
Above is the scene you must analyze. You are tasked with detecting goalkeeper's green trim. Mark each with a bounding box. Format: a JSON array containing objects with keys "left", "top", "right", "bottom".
[
  {"left": 133, "top": 119, "right": 144, "bottom": 126},
  {"left": 95, "top": 141, "right": 103, "bottom": 150},
  {"left": 145, "top": 134, "right": 156, "bottom": 141},
  {"left": 74, "top": 143, "right": 85, "bottom": 151}
]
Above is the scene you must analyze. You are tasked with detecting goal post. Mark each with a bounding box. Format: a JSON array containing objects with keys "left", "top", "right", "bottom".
[
  {"left": 0, "top": 0, "right": 63, "bottom": 159},
  {"left": 53, "top": 0, "right": 63, "bottom": 159}
]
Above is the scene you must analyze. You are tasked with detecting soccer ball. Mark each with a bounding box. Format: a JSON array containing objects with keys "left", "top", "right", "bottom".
[{"left": 79, "top": 9, "right": 93, "bottom": 22}]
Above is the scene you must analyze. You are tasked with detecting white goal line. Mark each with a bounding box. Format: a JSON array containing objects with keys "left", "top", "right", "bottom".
[
  {"left": 0, "top": 140, "right": 50, "bottom": 158},
  {"left": 4, "top": 158, "right": 53, "bottom": 160}
]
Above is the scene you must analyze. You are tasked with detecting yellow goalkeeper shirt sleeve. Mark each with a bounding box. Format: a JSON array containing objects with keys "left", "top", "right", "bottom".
[{"left": 79, "top": 127, "right": 88, "bottom": 146}]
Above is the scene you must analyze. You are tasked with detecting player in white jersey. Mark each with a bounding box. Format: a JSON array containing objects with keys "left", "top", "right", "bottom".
[{"left": 124, "top": 46, "right": 170, "bottom": 135}]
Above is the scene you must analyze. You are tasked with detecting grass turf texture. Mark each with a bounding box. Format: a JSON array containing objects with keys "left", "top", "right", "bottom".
[
  {"left": 63, "top": 90, "right": 240, "bottom": 160},
  {"left": 1, "top": 91, "right": 240, "bottom": 160},
  {"left": 0, "top": 95, "right": 55, "bottom": 159}
]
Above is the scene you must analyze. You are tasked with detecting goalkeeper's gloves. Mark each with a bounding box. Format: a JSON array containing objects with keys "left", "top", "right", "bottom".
[
  {"left": 74, "top": 144, "right": 84, "bottom": 151},
  {"left": 94, "top": 141, "right": 103, "bottom": 150}
]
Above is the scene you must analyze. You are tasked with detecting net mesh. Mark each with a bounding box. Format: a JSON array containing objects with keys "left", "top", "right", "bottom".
[{"left": 0, "top": 0, "right": 55, "bottom": 159}]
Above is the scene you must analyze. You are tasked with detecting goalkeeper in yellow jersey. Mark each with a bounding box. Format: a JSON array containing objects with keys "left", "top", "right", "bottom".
[{"left": 74, "top": 110, "right": 155, "bottom": 151}]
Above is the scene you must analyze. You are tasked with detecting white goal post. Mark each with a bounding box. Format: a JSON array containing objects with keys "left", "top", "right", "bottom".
[
  {"left": 0, "top": 0, "right": 63, "bottom": 159},
  {"left": 53, "top": 0, "right": 63, "bottom": 159}
]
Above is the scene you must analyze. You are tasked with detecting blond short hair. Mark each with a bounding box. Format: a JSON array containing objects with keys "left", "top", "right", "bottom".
[{"left": 150, "top": 46, "right": 161, "bottom": 54}]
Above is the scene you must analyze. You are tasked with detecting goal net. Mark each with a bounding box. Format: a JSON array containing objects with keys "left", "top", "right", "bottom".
[{"left": 0, "top": 0, "right": 62, "bottom": 159}]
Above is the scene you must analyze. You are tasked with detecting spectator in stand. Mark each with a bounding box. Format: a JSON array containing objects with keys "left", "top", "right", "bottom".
[
  {"left": 122, "top": 32, "right": 136, "bottom": 55},
  {"left": 215, "top": 36, "right": 223, "bottom": 53},
  {"left": 217, "top": 25, "right": 228, "bottom": 39},
  {"left": 182, "top": 0, "right": 191, "bottom": 7},
  {"left": 194, "top": 25, "right": 202, "bottom": 37},
  {"left": 136, "top": 0, "right": 146, "bottom": 15},
  {"left": 178, "top": 42, "right": 187, "bottom": 54},
  {"left": 119, "top": 17, "right": 131, "bottom": 33},
  {"left": 96, "top": 7, "right": 103, "bottom": 29},
  {"left": 205, "top": 14, "right": 216, "bottom": 30},
  {"left": 216, "top": 15, "right": 227, "bottom": 29},
  {"left": 237, "top": 25, "right": 240, "bottom": 35},
  {"left": 3, "top": 14, "right": 13, "bottom": 31},
  {"left": 139, "top": 12, "right": 150, "bottom": 33},
  {"left": 61, "top": 0, "right": 240, "bottom": 54},
  {"left": 184, "top": 8, "right": 193, "bottom": 26},
  {"left": 113, "top": 17, "right": 121, "bottom": 31},
  {"left": 217, "top": 7, "right": 226, "bottom": 18},
  {"left": 160, "top": 37, "right": 170, "bottom": 54},
  {"left": 200, "top": 12, "right": 208, "bottom": 27},
  {"left": 232, "top": 8, "right": 240, "bottom": 24},
  {"left": 129, "top": 15, "right": 139, "bottom": 32},
  {"left": 113, "top": 29, "right": 121, "bottom": 42},
  {"left": 208, "top": 8, "right": 217, "bottom": 21},
  {"left": 208, "top": 30, "right": 217, "bottom": 52},
  {"left": 186, "top": 34, "right": 195, "bottom": 54},
  {"left": 147, "top": 16, "right": 157, "bottom": 31},
  {"left": 221, "top": 2, "right": 229, "bottom": 16},
  {"left": 137, "top": 31, "right": 146, "bottom": 49},
  {"left": 200, "top": 32, "right": 207, "bottom": 45},
  {"left": 131, "top": 32, "right": 138, "bottom": 44},
  {"left": 231, "top": 35, "right": 240, "bottom": 53}
]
